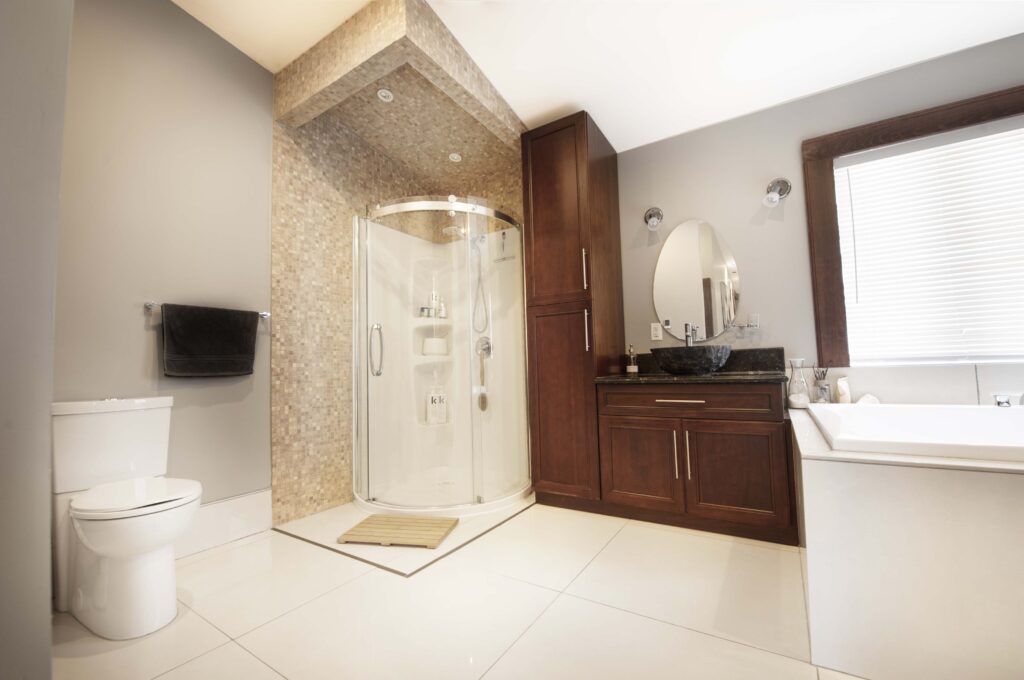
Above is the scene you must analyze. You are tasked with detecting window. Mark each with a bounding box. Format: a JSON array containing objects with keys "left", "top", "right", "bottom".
[
  {"left": 801, "top": 85, "right": 1024, "bottom": 367},
  {"left": 832, "top": 115, "right": 1024, "bottom": 365}
]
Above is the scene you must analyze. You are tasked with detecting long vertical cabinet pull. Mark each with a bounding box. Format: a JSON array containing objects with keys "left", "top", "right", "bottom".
[
  {"left": 583, "top": 309, "right": 591, "bottom": 351},
  {"left": 684, "top": 430, "right": 692, "bottom": 480},
  {"left": 581, "top": 248, "right": 588, "bottom": 290},
  {"left": 672, "top": 431, "right": 680, "bottom": 479}
]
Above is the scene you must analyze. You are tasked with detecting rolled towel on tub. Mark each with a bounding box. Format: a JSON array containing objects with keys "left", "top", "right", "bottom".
[{"left": 161, "top": 304, "right": 259, "bottom": 377}]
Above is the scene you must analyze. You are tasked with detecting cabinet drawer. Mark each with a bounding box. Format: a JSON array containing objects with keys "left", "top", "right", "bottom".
[{"left": 597, "top": 383, "right": 784, "bottom": 421}]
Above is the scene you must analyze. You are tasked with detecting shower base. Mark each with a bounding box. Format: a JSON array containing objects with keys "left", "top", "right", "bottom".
[{"left": 274, "top": 492, "right": 534, "bottom": 576}]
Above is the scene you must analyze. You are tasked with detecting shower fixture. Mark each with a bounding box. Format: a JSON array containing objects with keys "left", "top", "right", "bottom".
[
  {"left": 763, "top": 178, "right": 792, "bottom": 207},
  {"left": 448, "top": 152, "right": 463, "bottom": 163},
  {"left": 377, "top": 88, "right": 394, "bottom": 103}
]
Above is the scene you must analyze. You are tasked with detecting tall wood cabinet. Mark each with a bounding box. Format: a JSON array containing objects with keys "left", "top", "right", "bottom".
[{"left": 523, "top": 111, "right": 624, "bottom": 500}]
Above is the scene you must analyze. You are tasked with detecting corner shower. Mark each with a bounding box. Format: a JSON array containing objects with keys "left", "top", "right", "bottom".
[{"left": 354, "top": 196, "right": 531, "bottom": 514}]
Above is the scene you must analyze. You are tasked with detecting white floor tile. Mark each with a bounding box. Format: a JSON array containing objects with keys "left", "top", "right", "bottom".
[
  {"left": 176, "top": 531, "right": 372, "bottom": 637},
  {"left": 567, "top": 521, "right": 810, "bottom": 661},
  {"left": 445, "top": 505, "right": 627, "bottom": 590},
  {"left": 156, "top": 642, "right": 284, "bottom": 679},
  {"left": 52, "top": 606, "right": 227, "bottom": 680},
  {"left": 275, "top": 497, "right": 534, "bottom": 575},
  {"left": 238, "top": 563, "right": 557, "bottom": 680},
  {"left": 818, "top": 668, "right": 869, "bottom": 680},
  {"left": 485, "top": 595, "right": 817, "bottom": 680}
]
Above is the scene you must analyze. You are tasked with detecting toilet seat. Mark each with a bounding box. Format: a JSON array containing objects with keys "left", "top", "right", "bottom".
[{"left": 70, "top": 477, "right": 202, "bottom": 520}]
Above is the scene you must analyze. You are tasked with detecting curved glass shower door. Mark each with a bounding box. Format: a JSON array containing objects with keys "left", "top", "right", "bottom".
[{"left": 355, "top": 197, "right": 529, "bottom": 511}]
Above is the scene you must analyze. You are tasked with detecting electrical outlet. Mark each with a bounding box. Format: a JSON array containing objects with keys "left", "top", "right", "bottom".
[{"left": 650, "top": 322, "right": 663, "bottom": 341}]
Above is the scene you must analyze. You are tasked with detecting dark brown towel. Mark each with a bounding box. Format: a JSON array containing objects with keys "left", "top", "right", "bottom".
[{"left": 161, "top": 304, "right": 258, "bottom": 377}]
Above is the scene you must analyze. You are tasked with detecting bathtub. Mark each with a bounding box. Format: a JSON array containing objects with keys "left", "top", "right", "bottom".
[
  {"left": 807, "top": 402, "right": 1024, "bottom": 464},
  {"left": 794, "top": 406, "right": 1024, "bottom": 680}
]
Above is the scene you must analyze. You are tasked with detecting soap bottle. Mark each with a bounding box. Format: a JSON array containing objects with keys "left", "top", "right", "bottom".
[
  {"left": 426, "top": 387, "right": 440, "bottom": 425},
  {"left": 436, "top": 389, "right": 448, "bottom": 424},
  {"left": 438, "top": 298, "right": 447, "bottom": 319},
  {"left": 626, "top": 344, "right": 639, "bottom": 374}
]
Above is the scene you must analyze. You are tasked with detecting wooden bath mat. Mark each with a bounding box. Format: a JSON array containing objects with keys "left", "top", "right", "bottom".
[{"left": 338, "top": 515, "right": 459, "bottom": 549}]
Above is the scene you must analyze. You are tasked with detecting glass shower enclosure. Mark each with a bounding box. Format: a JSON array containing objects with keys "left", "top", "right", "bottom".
[{"left": 354, "top": 196, "right": 530, "bottom": 513}]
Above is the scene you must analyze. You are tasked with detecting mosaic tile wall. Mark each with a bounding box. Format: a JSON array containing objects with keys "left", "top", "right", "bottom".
[{"left": 272, "top": 0, "right": 525, "bottom": 524}]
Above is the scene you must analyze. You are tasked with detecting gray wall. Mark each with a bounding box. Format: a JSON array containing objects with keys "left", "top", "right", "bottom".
[
  {"left": 0, "top": 1, "right": 73, "bottom": 677},
  {"left": 618, "top": 33, "right": 1024, "bottom": 404},
  {"left": 56, "top": 0, "right": 272, "bottom": 502}
]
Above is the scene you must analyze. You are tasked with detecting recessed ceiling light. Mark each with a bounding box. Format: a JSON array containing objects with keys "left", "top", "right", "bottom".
[
  {"left": 377, "top": 88, "right": 394, "bottom": 103},
  {"left": 448, "top": 152, "right": 462, "bottom": 163}
]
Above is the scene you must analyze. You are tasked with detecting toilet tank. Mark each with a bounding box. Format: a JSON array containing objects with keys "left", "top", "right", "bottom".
[{"left": 52, "top": 397, "right": 173, "bottom": 493}]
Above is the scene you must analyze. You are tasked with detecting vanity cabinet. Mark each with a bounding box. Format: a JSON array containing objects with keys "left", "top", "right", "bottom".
[
  {"left": 539, "top": 378, "right": 799, "bottom": 546},
  {"left": 523, "top": 111, "right": 624, "bottom": 500}
]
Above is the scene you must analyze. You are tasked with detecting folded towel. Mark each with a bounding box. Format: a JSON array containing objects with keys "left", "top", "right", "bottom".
[{"left": 161, "top": 304, "right": 259, "bottom": 377}]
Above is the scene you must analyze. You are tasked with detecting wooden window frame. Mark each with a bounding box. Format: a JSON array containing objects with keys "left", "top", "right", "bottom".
[{"left": 801, "top": 84, "right": 1024, "bottom": 367}]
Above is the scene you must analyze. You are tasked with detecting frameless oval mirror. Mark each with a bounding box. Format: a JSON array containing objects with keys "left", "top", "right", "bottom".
[{"left": 653, "top": 219, "right": 740, "bottom": 341}]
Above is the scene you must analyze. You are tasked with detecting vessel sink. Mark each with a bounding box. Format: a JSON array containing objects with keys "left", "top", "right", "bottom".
[{"left": 651, "top": 345, "right": 731, "bottom": 375}]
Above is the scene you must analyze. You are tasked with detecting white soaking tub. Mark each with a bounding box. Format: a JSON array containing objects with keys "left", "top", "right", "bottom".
[{"left": 794, "top": 405, "right": 1024, "bottom": 680}]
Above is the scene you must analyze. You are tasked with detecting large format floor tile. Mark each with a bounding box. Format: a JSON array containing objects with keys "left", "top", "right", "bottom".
[
  {"left": 485, "top": 595, "right": 817, "bottom": 680},
  {"left": 567, "top": 521, "right": 810, "bottom": 661},
  {"left": 155, "top": 642, "right": 283, "bottom": 679},
  {"left": 52, "top": 607, "right": 227, "bottom": 680},
  {"left": 176, "top": 530, "right": 372, "bottom": 637},
  {"left": 238, "top": 562, "right": 557, "bottom": 680},
  {"left": 275, "top": 496, "right": 534, "bottom": 575},
  {"left": 444, "top": 505, "right": 627, "bottom": 590}
]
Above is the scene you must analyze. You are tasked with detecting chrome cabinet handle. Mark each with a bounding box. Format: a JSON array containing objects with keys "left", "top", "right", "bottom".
[
  {"left": 655, "top": 399, "right": 706, "bottom": 404},
  {"left": 583, "top": 309, "right": 590, "bottom": 352},
  {"left": 582, "top": 248, "right": 588, "bottom": 290},
  {"left": 672, "top": 431, "right": 680, "bottom": 480},
  {"left": 370, "top": 323, "right": 383, "bottom": 376},
  {"left": 685, "top": 430, "right": 692, "bottom": 480}
]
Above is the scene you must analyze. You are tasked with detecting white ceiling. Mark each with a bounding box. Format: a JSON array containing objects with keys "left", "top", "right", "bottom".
[
  {"left": 171, "top": 0, "right": 371, "bottom": 72},
  {"left": 427, "top": 0, "right": 1024, "bottom": 150},
  {"left": 172, "top": 0, "right": 1024, "bottom": 151}
]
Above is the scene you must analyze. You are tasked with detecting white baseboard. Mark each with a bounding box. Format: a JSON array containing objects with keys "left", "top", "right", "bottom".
[{"left": 174, "top": 488, "right": 272, "bottom": 558}]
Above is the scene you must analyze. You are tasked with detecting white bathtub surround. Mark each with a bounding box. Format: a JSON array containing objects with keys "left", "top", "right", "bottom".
[
  {"left": 795, "top": 407, "right": 1024, "bottom": 680},
  {"left": 801, "top": 404, "right": 1024, "bottom": 473},
  {"left": 174, "top": 488, "right": 272, "bottom": 558},
  {"left": 275, "top": 495, "right": 534, "bottom": 575}
]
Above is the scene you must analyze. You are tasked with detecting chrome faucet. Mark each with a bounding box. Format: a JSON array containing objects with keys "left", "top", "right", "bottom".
[
  {"left": 994, "top": 394, "right": 1022, "bottom": 407},
  {"left": 683, "top": 323, "right": 701, "bottom": 347}
]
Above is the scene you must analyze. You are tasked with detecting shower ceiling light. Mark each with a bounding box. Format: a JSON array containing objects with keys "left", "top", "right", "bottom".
[
  {"left": 448, "top": 152, "right": 463, "bottom": 163},
  {"left": 376, "top": 88, "right": 394, "bottom": 103}
]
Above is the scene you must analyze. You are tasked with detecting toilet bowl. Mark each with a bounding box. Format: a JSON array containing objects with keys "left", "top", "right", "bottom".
[
  {"left": 52, "top": 397, "right": 202, "bottom": 640},
  {"left": 68, "top": 477, "right": 201, "bottom": 640}
]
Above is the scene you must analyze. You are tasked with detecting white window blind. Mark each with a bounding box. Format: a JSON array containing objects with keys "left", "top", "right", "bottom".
[{"left": 833, "top": 114, "right": 1024, "bottom": 366}]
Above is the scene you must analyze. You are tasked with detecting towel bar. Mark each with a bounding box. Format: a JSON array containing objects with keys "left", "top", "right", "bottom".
[{"left": 144, "top": 301, "right": 270, "bottom": 319}]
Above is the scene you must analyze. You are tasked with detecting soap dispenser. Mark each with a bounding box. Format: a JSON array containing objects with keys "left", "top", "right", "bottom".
[{"left": 626, "top": 344, "right": 639, "bottom": 374}]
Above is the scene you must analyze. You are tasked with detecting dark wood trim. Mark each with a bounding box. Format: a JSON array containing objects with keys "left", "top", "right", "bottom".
[{"left": 801, "top": 84, "right": 1024, "bottom": 367}]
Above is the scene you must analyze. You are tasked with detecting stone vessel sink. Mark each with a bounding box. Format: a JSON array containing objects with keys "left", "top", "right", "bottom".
[{"left": 651, "top": 345, "right": 732, "bottom": 375}]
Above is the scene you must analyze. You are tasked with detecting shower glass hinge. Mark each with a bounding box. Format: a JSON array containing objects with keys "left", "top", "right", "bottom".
[{"left": 476, "top": 495, "right": 484, "bottom": 504}]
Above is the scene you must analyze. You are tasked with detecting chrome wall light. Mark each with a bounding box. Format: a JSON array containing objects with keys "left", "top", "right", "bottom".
[
  {"left": 644, "top": 207, "right": 664, "bottom": 231},
  {"left": 762, "top": 178, "right": 792, "bottom": 207}
]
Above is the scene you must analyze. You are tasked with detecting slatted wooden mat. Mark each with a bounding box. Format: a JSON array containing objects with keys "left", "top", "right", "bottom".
[{"left": 337, "top": 515, "right": 459, "bottom": 549}]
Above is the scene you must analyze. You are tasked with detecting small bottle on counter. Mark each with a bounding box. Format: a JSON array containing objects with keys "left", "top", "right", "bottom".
[{"left": 626, "top": 344, "right": 639, "bottom": 374}]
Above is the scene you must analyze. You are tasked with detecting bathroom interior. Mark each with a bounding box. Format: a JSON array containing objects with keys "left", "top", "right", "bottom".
[{"left": 3, "top": 0, "right": 1024, "bottom": 678}]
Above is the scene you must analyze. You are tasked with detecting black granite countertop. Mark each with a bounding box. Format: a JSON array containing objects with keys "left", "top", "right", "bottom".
[{"left": 596, "top": 347, "right": 788, "bottom": 385}]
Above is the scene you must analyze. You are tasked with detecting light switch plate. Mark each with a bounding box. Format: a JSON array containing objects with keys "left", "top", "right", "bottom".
[{"left": 650, "top": 322, "right": 663, "bottom": 341}]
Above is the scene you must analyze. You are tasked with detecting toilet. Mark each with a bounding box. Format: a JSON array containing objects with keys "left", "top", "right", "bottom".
[{"left": 52, "top": 396, "right": 202, "bottom": 640}]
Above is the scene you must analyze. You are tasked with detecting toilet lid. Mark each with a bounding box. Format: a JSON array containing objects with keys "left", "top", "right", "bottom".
[{"left": 71, "top": 477, "right": 202, "bottom": 519}]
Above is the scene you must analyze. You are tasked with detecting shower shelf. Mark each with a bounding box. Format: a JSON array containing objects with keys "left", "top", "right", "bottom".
[
  {"left": 411, "top": 318, "right": 451, "bottom": 329},
  {"left": 413, "top": 355, "right": 451, "bottom": 365}
]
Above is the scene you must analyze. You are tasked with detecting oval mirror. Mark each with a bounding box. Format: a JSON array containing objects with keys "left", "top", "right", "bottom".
[{"left": 653, "top": 219, "right": 740, "bottom": 341}]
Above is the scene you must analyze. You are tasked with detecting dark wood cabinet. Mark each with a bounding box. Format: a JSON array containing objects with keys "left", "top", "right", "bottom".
[
  {"left": 527, "top": 301, "right": 599, "bottom": 499},
  {"left": 523, "top": 111, "right": 624, "bottom": 501},
  {"left": 599, "top": 416, "right": 685, "bottom": 513},
  {"left": 682, "top": 419, "right": 791, "bottom": 528}
]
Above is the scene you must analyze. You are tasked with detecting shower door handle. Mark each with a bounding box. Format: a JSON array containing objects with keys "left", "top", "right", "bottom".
[
  {"left": 583, "top": 309, "right": 590, "bottom": 352},
  {"left": 581, "top": 248, "right": 588, "bottom": 290},
  {"left": 370, "top": 323, "right": 383, "bottom": 376}
]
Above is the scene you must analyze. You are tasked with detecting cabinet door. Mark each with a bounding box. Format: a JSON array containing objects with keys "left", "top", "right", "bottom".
[
  {"left": 523, "top": 118, "right": 590, "bottom": 305},
  {"left": 599, "top": 416, "right": 685, "bottom": 513},
  {"left": 681, "top": 419, "right": 791, "bottom": 527},
  {"left": 527, "top": 301, "right": 598, "bottom": 499}
]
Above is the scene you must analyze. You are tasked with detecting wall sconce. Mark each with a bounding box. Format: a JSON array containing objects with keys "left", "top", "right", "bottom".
[
  {"left": 644, "top": 207, "right": 664, "bottom": 231},
  {"left": 762, "top": 178, "right": 792, "bottom": 207}
]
